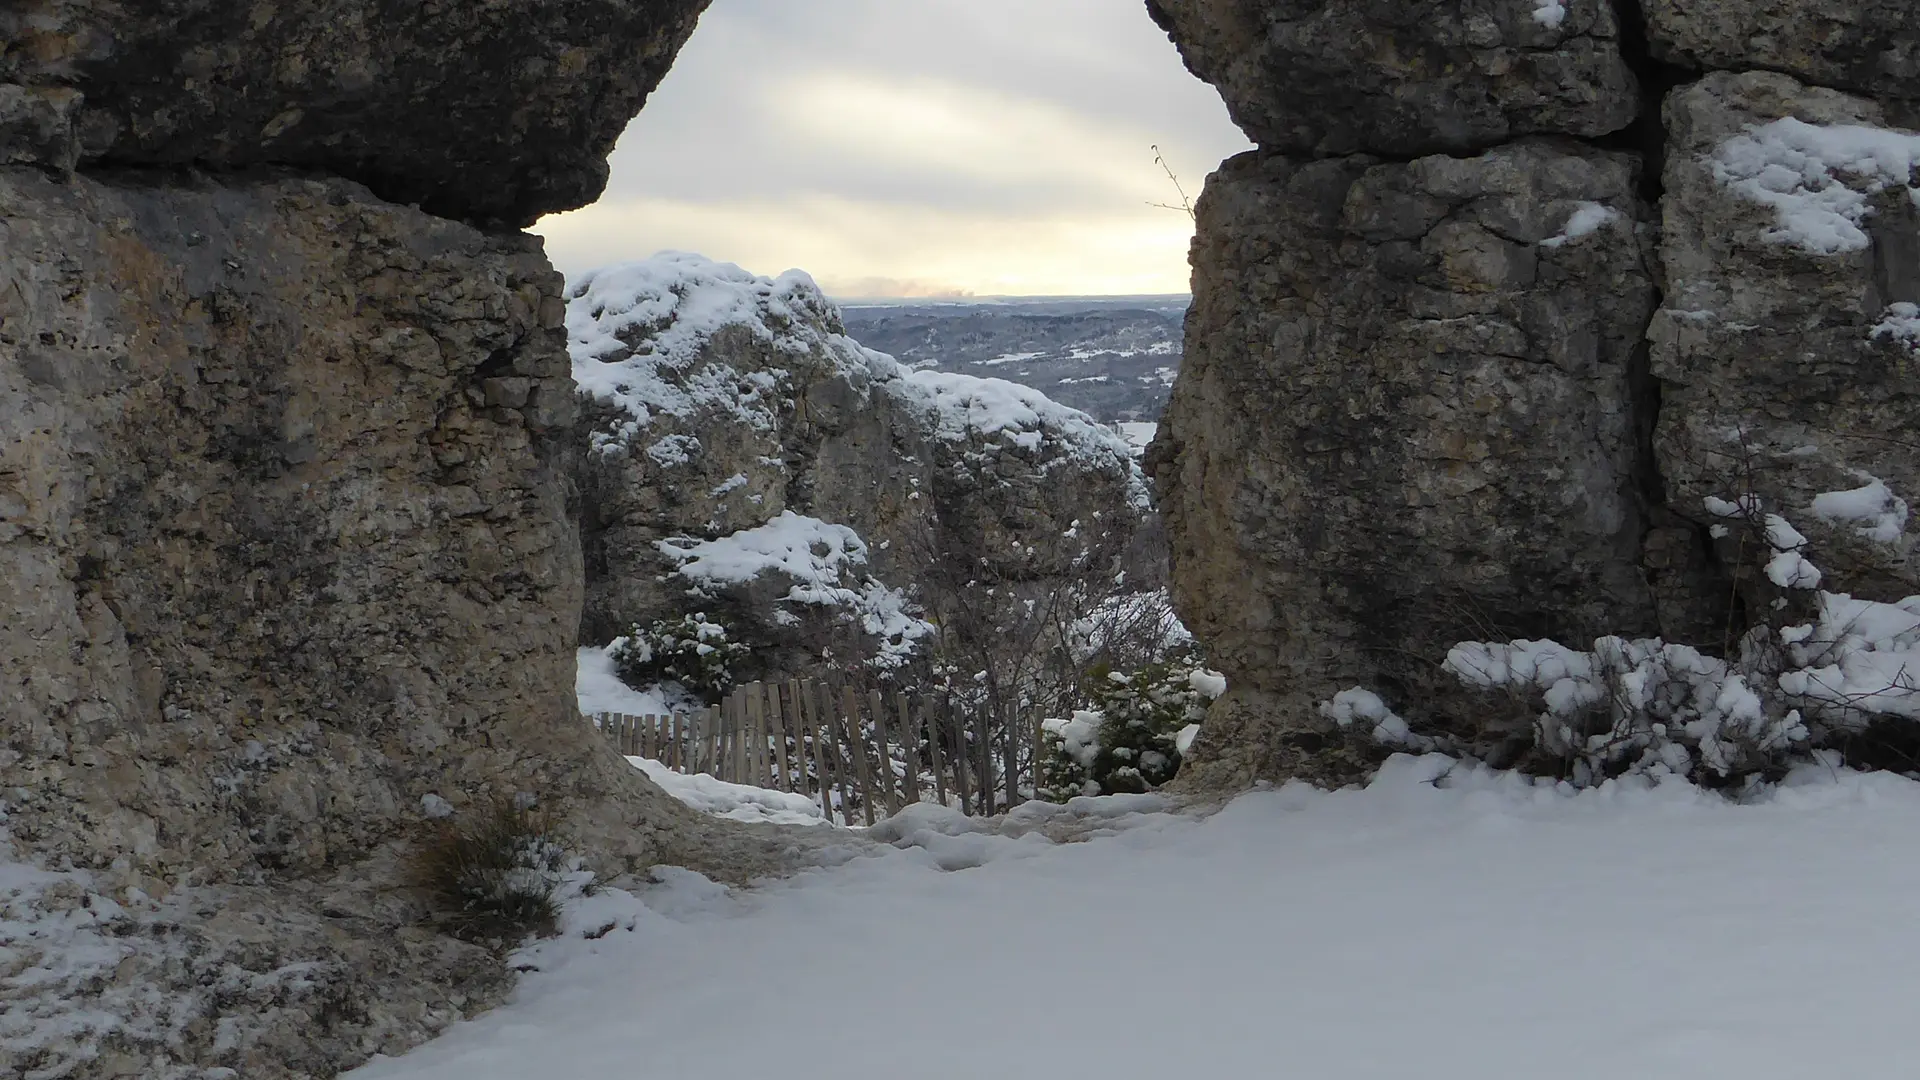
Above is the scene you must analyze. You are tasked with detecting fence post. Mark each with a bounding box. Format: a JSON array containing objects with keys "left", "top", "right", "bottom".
[
  {"left": 800, "top": 680, "right": 831, "bottom": 819},
  {"left": 896, "top": 691, "right": 921, "bottom": 805},
  {"left": 768, "top": 682, "right": 794, "bottom": 793},
  {"left": 977, "top": 703, "right": 995, "bottom": 816},
  {"left": 743, "top": 683, "right": 765, "bottom": 788},
  {"left": 1003, "top": 704, "right": 1020, "bottom": 809},
  {"left": 731, "top": 689, "right": 750, "bottom": 784},
  {"left": 924, "top": 700, "right": 948, "bottom": 808},
  {"left": 837, "top": 685, "right": 875, "bottom": 826},
  {"left": 867, "top": 688, "right": 899, "bottom": 817},
  {"left": 946, "top": 695, "right": 973, "bottom": 816},
  {"left": 667, "top": 712, "right": 680, "bottom": 771},
  {"left": 818, "top": 682, "right": 855, "bottom": 826}
]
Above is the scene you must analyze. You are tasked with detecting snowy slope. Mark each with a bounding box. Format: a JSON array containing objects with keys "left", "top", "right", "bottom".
[{"left": 346, "top": 756, "right": 1920, "bottom": 1080}]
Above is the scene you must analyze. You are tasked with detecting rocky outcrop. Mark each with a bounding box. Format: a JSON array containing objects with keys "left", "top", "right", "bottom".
[
  {"left": 0, "top": 5, "right": 826, "bottom": 1079},
  {"left": 1646, "top": 1, "right": 1920, "bottom": 106},
  {"left": 1155, "top": 142, "right": 1665, "bottom": 787},
  {"left": 1143, "top": 0, "right": 1640, "bottom": 157},
  {"left": 569, "top": 254, "right": 1145, "bottom": 678},
  {"left": 1153, "top": 0, "right": 1920, "bottom": 788},
  {"left": 0, "top": 0, "right": 710, "bottom": 225},
  {"left": 1654, "top": 70, "right": 1920, "bottom": 602}
]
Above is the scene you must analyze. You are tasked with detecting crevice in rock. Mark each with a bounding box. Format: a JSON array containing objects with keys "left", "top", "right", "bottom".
[{"left": 1598, "top": 0, "right": 1697, "bottom": 204}]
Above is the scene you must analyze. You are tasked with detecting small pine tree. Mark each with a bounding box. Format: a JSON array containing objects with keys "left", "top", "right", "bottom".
[
  {"left": 1038, "top": 660, "right": 1218, "bottom": 800},
  {"left": 609, "top": 613, "right": 749, "bottom": 703}
]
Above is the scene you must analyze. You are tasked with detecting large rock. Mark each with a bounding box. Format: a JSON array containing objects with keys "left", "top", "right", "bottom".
[
  {"left": 1647, "top": 1, "right": 1920, "bottom": 105},
  {"left": 0, "top": 0, "right": 711, "bottom": 225},
  {"left": 1653, "top": 71, "right": 1920, "bottom": 602},
  {"left": 0, "top": 170, "right": 798, "bottom": 1078},
  {"left": 569, "top": 254, "right": 1146, "bottom": 674},
  {"left": 1144, "top": 0, "right": 1640, "bottom": 157},
  {"left": 1150, "top": 142, "right": 1669, "bottom": 788}
]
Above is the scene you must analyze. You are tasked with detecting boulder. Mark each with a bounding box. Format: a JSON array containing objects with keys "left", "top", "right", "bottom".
[
  {"left": 1653, "top": 70, "right": 1920, "bottom": 602},
  {"left": 1144, "top": 0, "right": 1640, "bottom": 157},
  {"left": 0, "top": 0, "right": 711, "bottom": 225},
  {"left": 0, "top": 168, "right": 821, "bottom": 1076},
  {"left": 1150, "top": 141, "right": 1670, "bottom": 788},
  {"left": 1646, "top": 0, "right": 1920, "bottom": 106},
  {"left": 569, "top": 254, "right": 1146, "bottom": 677}
]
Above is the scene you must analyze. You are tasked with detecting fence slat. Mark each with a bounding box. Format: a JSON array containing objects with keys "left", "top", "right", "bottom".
[
  {"left": 868, "top": 688, "right": 900, "bottom": 818},
  {"left": 800, "top": 680, "right": 832, "bottom": 819},
  {"left": 730, "top": 690, "right": 749, "bottom": 784},
  {"left": 768, "top": 682, "right": 794, "bottom": 793},
  {"left": 743, "top": 683, "right": 765, "bottom": 788},
  {"left": 977, "top": 704, "right": 995, "bottom": 816},
  {"left": 667, "top": 712, "right": 681, "bottom": 771},
  {"left": 896, "top": 692, "right": 921, "bottom": 805},
  {"left": 842, "top": 686, "right": 877, "bottom": 826},
  {"left": 818, "top": 681, "right": 854, "bottom": 826},
  {"left": 925, "top": 701, "right": 948, "bottom": 808},
  {"left": 946, "top": 696, "right": 973, "bottom": 816},
  {"left": 1003, "top": 704, "right": 1020, "bottom": 809}
]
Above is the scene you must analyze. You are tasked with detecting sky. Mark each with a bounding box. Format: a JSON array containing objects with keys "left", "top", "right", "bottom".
[{"left": 530, "top": 0, "right": 1251, "bottom": 298}]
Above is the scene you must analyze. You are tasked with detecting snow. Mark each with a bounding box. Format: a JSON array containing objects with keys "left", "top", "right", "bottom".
[
  {"left": 1187, "top": 668, "right": 1227, "bottom": 699},
  {"left": 1811, "top": 476, "right": 1909, "bottom": 543},
  {"left": 627, "top": 758, "right": 829, "bottom": 827},
  {"left": 574, "top": 644, "right": 677, "bottom": 718},
  {"left": 345, "top": 759, "right": 1920, "bottom": 1080},
  {"left": 1040, "top": 711, "right": 1104, "bottom": 771},
  {"left": 568, "top": 253, "right": 827, "bottom": 452},
  {"left": 657, "top": 512, "right": 935, "bottom": 666},
  {"left": 1710, "top": 117, "right": 1920, "bottom": 254},
  {"left": 894, "top": 368, "right": 1136, "bottom": 470},
  {"left": 1873, "top": 301, "right": 1920, "bottom": 353},
  {"left": 1115, "top": 421, "right": 1157, "bottom": 456},
  {"left": 1531, "top": 0, "right": 1567, "bottom": 29},
  {"left": 1778, "top": 592, "right": 1920, "bottom": 720},
  {"left": 1538, "top": 201, "right": 1620, "bottom": 247}
]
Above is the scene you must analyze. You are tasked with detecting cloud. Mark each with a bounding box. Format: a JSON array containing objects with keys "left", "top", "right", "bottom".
[{"left": 532, "top": 0, "right": 1249, "bottom": 295}]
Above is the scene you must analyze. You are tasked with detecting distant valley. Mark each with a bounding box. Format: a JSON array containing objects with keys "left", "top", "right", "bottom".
[{"left": 839, "top": 295, "right": 1186, "bottom": 425}]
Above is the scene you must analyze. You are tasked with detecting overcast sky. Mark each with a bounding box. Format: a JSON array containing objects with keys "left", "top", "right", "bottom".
[{"left": 530, "top": 0, "right": 1250, "bottom": 298}]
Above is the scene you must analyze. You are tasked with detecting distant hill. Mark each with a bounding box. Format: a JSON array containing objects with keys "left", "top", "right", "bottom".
[{"left": 838, "top": 296, "right": 1187, "bottom": 424}]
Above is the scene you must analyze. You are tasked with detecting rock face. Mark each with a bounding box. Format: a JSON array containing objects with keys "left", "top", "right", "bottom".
[
  {"left": 1647, "top": 1, "right": 1920, "bottom": 106},
  {"left": 1144, "top": 0, "right": 1640, "bottom": 157},
  {"left": 1156, "top": 143, "right": 1666, "bottom": 787},
  {"left": 0, "top": 0, "right": 711, "bottom": 225},
  {"left": 569, "top": 254, "right": 1145, "bottom": 678},
  {"left": 0, "top": 5, "right": 819, "bottom": 1079},
  {"left": 1654, "top": 70, "right": 1920, "bottom": 602},
  {"left": 1153, "top": 0, "right": 1920, "bottom": 788}
]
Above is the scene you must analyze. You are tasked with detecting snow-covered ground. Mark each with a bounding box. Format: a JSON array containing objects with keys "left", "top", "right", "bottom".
[
  {"left": 346, "top": 755, "right": 1920, "bottom": 1079},
  {"left": 627, "top": 757, "right": 829, "bottom": 827}
]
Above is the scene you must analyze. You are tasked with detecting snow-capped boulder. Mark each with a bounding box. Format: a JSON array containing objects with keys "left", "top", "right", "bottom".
[{"left": 569, "top": 253, "right": 1143, "bottom": 678}]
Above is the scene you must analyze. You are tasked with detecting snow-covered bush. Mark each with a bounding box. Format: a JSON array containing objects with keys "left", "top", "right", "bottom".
[
  {"left": 1038, "top": 663, "right": 1224, "bottom": 799},
  {"left": 610, "top": 613, "right": 749, "bottom": 703},
  {"left": 412, "top": 799, "right": 570, "bottom": 942},
  {"left": 1329, "top": 494, "right": 1920, "bottom": 788}
]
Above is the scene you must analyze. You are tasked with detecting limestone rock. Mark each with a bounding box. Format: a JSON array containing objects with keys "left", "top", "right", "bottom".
[
  {"left": 569, "top": 254, "right": 1145, "bottom": 675},
  {"left": 1144, "top": 0, "right": 1640, "bottom": 157},
  {"left": 0, "top": 169, "right": 814, "bottom": 1077},
  {"left": 1150, "top": 142, "right": 1664, "bottom": 788},
  {"left": 1653, "top": 71, "right": 1920, "bottom": 602},
  {"left": 0, "top": 0, "right": 711, "bottom": 224},
  {"left": 1647, "top": 0, "right": 1920, "bottom": 105}
]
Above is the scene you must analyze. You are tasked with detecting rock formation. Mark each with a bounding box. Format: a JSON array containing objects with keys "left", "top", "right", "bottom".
[
  {"left": 1149, "top": 0, "right": 1920, "bottom": 787},
  {"left": 568, "top": 253, "right": 1146, "bottom": 680},
  {"left": 0, "top": 5, "right": 818, "bottom": 1078}
]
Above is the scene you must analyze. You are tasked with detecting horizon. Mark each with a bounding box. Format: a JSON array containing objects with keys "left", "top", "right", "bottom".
[{"left": 530, "top": 0, "right": 1250, "bottom": 298}]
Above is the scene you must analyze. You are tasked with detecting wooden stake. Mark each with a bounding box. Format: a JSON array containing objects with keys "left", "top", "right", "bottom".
[
  {"left": 768, "top": 682, "right": 794, "bottom": 793},
  {"left": 819, "top": 682, "right": 855, "bottom": 826},
  {"left": 842, "top": 686, "right": 877, "bottom": 825},
  {"left": 800, "top": 680, "right": 831, "bottom": 819},
  {"left": 896, "top": 691, "right": 921, "bottom": 805},
  {"left": 868, "top": 688, "right": 899, "bottom": 817},
  {"left": 925, "top": 700, "right": 948, "bottom": 808},
  {"left": 743, "top": 683, "right": 765, "bottom": 788}
]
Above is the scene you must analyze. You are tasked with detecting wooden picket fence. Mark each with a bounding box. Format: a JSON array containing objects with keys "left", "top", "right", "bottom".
[{"left": 592, "top": 680, "right": 1046, "bottom": 826}]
